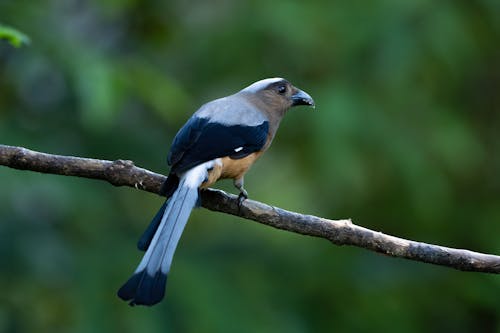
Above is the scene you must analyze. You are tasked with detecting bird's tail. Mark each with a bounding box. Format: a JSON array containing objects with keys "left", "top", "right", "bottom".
[{"left": 117, "top": 162, "right": 213, "bottom": 306}]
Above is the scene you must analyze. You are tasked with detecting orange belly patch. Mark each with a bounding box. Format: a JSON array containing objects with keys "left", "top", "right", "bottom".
[{"left": 200, "top": 152, "right": 262, "bottom": 188}]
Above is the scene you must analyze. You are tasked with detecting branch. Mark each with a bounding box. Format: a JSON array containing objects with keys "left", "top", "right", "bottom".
[{"left": 1, "top": 144, "right": 500, "bottom": 274}]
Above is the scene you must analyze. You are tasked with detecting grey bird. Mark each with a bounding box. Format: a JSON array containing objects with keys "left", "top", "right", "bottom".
[{"left": 118, "top": 77, "right": 315, "bottom": 306}]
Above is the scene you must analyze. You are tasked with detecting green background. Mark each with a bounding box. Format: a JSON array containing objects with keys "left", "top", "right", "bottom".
[{"left": 1, "top": 1, "right": 499, "bottom": 332}]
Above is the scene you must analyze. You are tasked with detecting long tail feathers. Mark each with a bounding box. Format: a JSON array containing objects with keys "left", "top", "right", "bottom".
[
  {"left": 137, "top": 174, "right": 181, "bottom": 251},
  {"left": 118, "top": 162, "right": 212, "bottom": 306},
  {"left": 137, "top": 201, "right": 167, "bottom": 251}
]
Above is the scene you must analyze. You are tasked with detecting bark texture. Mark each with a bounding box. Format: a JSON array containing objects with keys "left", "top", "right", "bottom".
[{"left": 1, "top": 144, "right": 499, "bottom": 274}]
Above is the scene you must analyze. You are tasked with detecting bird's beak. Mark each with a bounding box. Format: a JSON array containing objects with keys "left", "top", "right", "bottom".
[{"left": 291, "top": 88, "right": 315, "bottom": 108}]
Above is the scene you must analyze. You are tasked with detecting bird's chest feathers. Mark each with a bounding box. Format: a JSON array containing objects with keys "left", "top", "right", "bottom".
[{"left": 201, "top": 153, "right": 263, "bottom": 188}]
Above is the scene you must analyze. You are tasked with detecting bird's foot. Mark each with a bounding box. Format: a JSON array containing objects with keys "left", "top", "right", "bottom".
[{"left": 237, "top": 189, "right": 248, "bottom": 210}]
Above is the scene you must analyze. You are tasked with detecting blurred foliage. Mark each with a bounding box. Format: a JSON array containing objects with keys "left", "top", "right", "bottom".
[
  {"left": 0, "top": 24, "right": 30, "bottom": 48},
  {"left": 1, "top": 0, "right": 500, "bottom": 332}
]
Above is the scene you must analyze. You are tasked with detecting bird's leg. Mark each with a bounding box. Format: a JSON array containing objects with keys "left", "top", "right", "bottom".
[{"left": 234, "top": 177, "right": 248, "bottom": 207}]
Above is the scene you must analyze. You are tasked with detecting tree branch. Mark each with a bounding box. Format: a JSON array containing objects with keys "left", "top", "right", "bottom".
[{"left": 1, "top": 144, "right": 499, "bottom": 274}]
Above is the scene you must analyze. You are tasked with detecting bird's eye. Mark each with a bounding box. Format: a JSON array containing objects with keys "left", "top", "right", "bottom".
[{"left": 277, "top": 85, "right": 287, "bottom": 94}]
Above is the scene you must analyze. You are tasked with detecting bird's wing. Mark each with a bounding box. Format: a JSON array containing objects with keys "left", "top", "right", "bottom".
[{"left": 167, "top": 98, "right": 269, "bottom": 174}]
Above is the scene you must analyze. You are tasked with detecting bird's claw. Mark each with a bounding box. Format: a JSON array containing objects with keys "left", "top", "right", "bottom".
[{"left": 237, "top": 190, "right": 248, "bottom": 209}]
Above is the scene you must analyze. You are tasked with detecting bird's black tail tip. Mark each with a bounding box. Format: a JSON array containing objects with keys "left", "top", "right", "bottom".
[{"left": 117, "top": 270, "right": 167, "bottom": 306}]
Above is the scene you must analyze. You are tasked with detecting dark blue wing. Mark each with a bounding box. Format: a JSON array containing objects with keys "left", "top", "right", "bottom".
[{"left": 167, "top": 116, "right": 269, "bottom": 174}]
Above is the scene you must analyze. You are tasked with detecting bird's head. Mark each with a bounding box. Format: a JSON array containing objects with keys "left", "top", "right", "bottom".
[{"left": 239, "top": 78, "right": 315, "bottom": 116}]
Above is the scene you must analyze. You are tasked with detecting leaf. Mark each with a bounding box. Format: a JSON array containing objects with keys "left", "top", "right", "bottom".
[{"left": 0, "top": 24, "right": 30, "bottom": 47}]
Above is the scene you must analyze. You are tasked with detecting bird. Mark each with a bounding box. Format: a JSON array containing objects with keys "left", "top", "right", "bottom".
[{"left": 117, "top": 77, "right": 315, "bottom": 306}]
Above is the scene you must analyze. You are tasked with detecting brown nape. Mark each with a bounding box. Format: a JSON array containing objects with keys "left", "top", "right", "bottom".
[
  {"left": 238, "top": 92, "right": 290, "bottom": 144},
  {"left": 241, "top": 90, "right": 291, "bottom": 118},
  {"left": 260, "top": 90, "right": 293, "bottom": 116}
]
